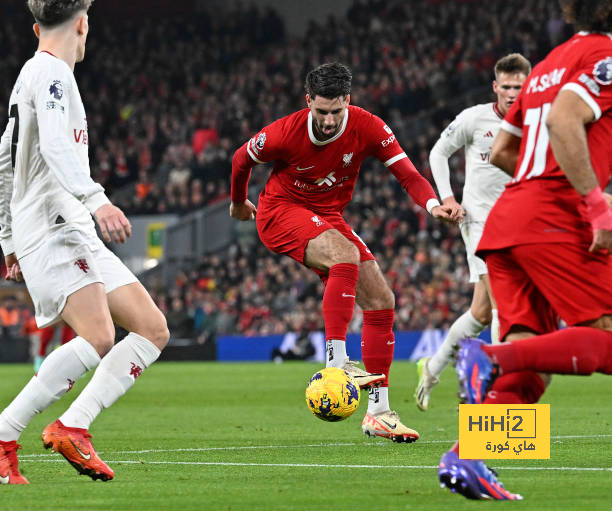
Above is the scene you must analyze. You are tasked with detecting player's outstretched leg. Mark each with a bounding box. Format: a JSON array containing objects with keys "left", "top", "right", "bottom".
[
  {"left": 456, "top": 338, "right": 499, "bottom": 404},
  {"left": 42, "top": 420, "right": 113, "bottom": 481},
  {"left": 415, "top": 310, "right": 486, "bottom": 410},
  {"left": 438, "top": 450, "right": 522, "bottom": 500},
  {"left": 0, "top": 440, "right": 29, "bottom": 484}
]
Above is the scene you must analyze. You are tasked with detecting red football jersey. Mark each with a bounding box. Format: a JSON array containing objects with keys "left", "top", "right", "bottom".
[
  {"left": 243, "top": 105, "right": 414, "bottom": 214},
  {"left": 479, "top": 32, "right": 612, "bottom": 251}
]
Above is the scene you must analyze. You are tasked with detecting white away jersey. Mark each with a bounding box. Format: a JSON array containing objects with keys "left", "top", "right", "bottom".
[
  {"left": 0, "top": 51, "right": 109, "bottom": 258},
  {"left": 429, "top": 102, "right": 511, "bottom": 222}
]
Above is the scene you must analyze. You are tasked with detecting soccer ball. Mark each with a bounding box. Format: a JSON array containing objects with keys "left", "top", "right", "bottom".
[{"left": 305, "top": 367, "right": 360, "bottom": 422}]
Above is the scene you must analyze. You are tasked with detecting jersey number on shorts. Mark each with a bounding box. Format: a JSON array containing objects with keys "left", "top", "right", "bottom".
[
  {"left": 9, "top": 104, "right": 19, "bottom": 172},
  {"left": 514, "top": 103, "right": 551, "bottom": 182}
]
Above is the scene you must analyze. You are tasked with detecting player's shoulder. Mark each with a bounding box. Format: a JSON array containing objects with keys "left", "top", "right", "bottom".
[
  {"left": 347, "top": 104, "right": 376, "bottom": 123},
  {"left": 457, "top": 102, "right": 494, "bottom": 121}
]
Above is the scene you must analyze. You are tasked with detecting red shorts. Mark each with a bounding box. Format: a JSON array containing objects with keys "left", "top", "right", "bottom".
[
  {"left": 486, "top": 243, "right": 612, "bottom": 340},
  {"left": 256, "top": 200, "right": 375, "bottom": 280}
]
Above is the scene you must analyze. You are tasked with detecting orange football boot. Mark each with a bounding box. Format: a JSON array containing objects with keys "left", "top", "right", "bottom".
[
  {"left": 0, "top": 440, "right": 29, "bottom": 484},
  {"left": 42, "top": 420, "right": 114, "bottom": 481}
]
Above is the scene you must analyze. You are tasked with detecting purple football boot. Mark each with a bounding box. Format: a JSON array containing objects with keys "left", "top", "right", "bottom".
[
  {"left": 439, "top": 451, "right": 522, "bottom": 500},
  {"left": 456, "top": 338, "right": 499, "bottom": 404}
]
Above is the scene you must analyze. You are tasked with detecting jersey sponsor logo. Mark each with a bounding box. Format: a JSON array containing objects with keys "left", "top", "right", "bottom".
[
  {"left": 74, "top": 129, "right": 88, "bottom": 145},
  {"left": 46, "top": 101, "right": 64, "bottom": 112},
  {"left": 383, "top": 124, "right": 393, "bottom": 135},
  {"left": 342, "top": 152, "right": 353, "bottom": 167},
  {"left": 593, "top": 57, "right": 612, "bottom": 86},
  {"left": 311, "top": 215, "right": 324, "bottom": 227},
  {"left": 296, "top": 165, "right": 315, "bottom": 171},
  {"left": 49, "top": 80, "right": 63, "bottom": 100},
  {"left": 315, "top": 171, "right": 337, "bottom": 187},
  {"left": 130, "top": 362, "right": 143, "bottom": 379},
  {"left": 74, "top": 258, "right": 89, "bottom": 273},
  {"left": 525, "top": 68, "right": 566, "bottom": 94},
  {"left": 579, "top": 73, "right": 601, "bottom": 96},
  {"left": 381, "top": 134, "right": 396, "bottom": 147}
]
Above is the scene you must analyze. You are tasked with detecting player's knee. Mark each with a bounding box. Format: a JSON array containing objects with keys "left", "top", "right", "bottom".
[
  {"left": 334, "top": 242, "right": 360, "bottom": 266},
  {"left": 471, "top": 304, "right": 492, "bottom": 325},
  {"left": 370, "top": 287, "right": 395, "bottom": 310},
  {"left": 136, "top": 311, "right": 170, "bottom": 350},
  {"left": 88, "top": 325, "right": 116, "bottom": 357}
]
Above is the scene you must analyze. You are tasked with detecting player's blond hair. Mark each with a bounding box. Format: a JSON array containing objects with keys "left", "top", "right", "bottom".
[
  {"left": 560, "top": 0, "right": 612, "bottom": 31},
  {"left": 494, "top": 54, "right": 531, "bottom": 79},
  {"left": 27, "top": 0, "right": 93, "bottom": 28}
]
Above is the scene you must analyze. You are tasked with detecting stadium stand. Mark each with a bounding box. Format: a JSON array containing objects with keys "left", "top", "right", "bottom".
[{"left": 0, "top": 0, "right": 571, "bottom": 344}]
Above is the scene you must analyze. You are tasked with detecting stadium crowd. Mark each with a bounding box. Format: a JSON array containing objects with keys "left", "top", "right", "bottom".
[{"left": 0, "top": 0, "right": 571, "bottom": 339}]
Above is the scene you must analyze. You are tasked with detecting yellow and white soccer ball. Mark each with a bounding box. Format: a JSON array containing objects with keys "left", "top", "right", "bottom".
[{"left": 305, "top": 367, "right": 360, "bottom": 422}]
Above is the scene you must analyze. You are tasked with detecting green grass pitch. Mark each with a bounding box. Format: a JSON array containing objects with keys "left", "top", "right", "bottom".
[{"left": 1, "top": 360, "right": 610, "bottom": 510}]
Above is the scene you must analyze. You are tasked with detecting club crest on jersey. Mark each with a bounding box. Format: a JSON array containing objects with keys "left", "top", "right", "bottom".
[
  {"left": 593, "top": 57, "right": 612, "bottom": 86},
  {"left": 49, "top": 80, "right": 63, "bottom": 100},
  {"left": 311, "top": 215, "right": 324, "bottom": 227},
  {"left": 342, "top": 152, "right": 353, "bottom": 167},
  {"left": 74, "top": 258, "right": 89, "bottom": 273}
]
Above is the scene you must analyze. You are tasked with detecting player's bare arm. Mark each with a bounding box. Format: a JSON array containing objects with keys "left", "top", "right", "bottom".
[
  {"left": 229, "top": 199, "right": 257, "bottom": 221},
  {"left": 94, "top": 203, "right": 132, "bottom": 244},
  {"left": 547, "top": 89, "right": 612, "bottom": 253},
  {"left": 490, "top": 129, "right": 521, "bottom": 176}
]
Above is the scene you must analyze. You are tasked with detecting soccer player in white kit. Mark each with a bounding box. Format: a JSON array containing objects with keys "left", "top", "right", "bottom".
[
  {"left": 0, "top": 0, "right": 169, "bottom": 484},
  {"left": 414, "top": 54, "right": 531, "bottom": 411}
]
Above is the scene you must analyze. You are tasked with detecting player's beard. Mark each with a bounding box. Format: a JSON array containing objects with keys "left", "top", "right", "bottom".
[{"left": 314, "top": 120, "right": 339, "bottom": 140}]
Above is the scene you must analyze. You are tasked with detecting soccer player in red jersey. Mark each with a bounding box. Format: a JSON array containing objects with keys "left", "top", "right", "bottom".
[
  {"left": 231, "top": 62, "right": 460, "bottom": 442},
  {"left": 439, "top": 0, "right": 612, "bottom": 500}
]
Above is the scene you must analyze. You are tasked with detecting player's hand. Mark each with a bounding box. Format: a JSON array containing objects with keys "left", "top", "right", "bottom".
[
  {"left": 431, "top": 205, "right": 461, "bottom": 224},
  {"left": 441, "top": 197, "right": 465, "bottom": 222},
  {"left": 4, "top": 253, "right": 23, "bottom": 282},
  {"left": 230, "top": 200, "right": 257, "bottom": 221},
  {"left": 590, "top": 228, "right": 612, "bottom": 254},
  {"left": 94, "top": 204, "right": 132, "bottom": 244}
]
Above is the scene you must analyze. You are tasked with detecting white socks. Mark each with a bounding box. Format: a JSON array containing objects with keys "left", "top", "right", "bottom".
[
  {"left": 428, "top": 310, "right": 486, "bottom": 377},
  {"left": 0, "top": 337, "right": 100, "bottom": 441},
  {"left": 491, "top": 309, "right": 500, "bottom": 344},
  {"left": 60, "top": 332, "right": 160, "bottom": 429},
  {"left": 367, "top": 386, "right": 389, "bottom": 415},
  {"left": 325, "top": 339, "right": 348, "bottom": 368}
]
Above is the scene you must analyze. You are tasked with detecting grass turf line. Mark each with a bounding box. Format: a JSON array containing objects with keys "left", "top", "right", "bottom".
[{"left": 0, "top": 360, "right": 610, "bottom": 510}]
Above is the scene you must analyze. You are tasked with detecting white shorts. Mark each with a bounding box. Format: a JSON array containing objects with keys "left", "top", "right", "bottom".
[
  {"left": 460, "top": 221, "right": 488, "bottom": 283},
  {"left": 19, "top": 228, "right": 138, "bottom": 328}
]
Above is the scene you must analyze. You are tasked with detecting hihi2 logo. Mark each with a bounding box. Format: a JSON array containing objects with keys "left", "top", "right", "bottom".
[{"left": 459, "top": 404, "right": 550, "bottom": 459}]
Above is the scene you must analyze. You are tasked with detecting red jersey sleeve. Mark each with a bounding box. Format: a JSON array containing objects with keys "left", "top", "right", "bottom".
[
  {"left": 562, "top": 48, "right": 612, "bottom": 121},
  {"left": 367, "top": 113, "right": 406, "bottom": 165},
  {"left": 366, "top": 113, "right": 438, "bottom": 211},
  {"left": 231, "top": 119, "right": 285, "bottom": 202},
  {"left": 500, "top": 91, "right": 523, "bottom": 137}
]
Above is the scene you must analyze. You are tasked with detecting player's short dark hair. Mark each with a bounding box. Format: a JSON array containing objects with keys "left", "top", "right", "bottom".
[
  {"left": 494, "top": 54, "right": 532, "bottom": 79},
  {"left": 305, "top": 63, "right": 352, "bottom": 100},
  {"left": 560, "top": 0, "right": 612, "bottom": 32},
  {"left": 27, "top": 0, "right": 93, "bottom": 28}
]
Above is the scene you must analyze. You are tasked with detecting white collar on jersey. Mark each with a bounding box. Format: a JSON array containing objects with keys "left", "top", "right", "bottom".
[
  {"left": 307, "top": 108, "right": 349, "bottom": 146},
  {"left": 577, "top": 30, "right": 612, "bottom": 39}
]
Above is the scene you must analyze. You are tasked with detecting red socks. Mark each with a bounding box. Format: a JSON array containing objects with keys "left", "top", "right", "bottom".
[
  {"left": 361, "top": 309, "right": 394, "bottom": 386},
  {"left": 323, "top": 263, "right": 359, "bottom": 341},
  {"left": 483, "top": 327, "right": 612, "bottom": 375},
  {"left": 484, "top": 371, "right": 547, "bottom": 404}
]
